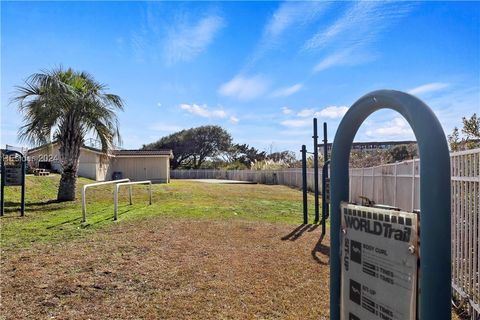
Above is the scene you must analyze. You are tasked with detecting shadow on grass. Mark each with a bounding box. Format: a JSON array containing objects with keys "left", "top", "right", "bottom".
[
  {"left": 116, "top": 203, "right": 152, "bottom": 218},
  {"left": 311, "top": 234, "right": 329, "bottom": 265},
  {"left": 82, "top": 215, "right": 114, "bottom": 228},
  {"left": 83, "top": 203, "right": 150, "bottom": 227},
  {"left": 46, "top": 216, "right": 82, "bottom": 229},
  {"left": 281, "top": 224, "right": 318, "bottom": 241},
  {"left": 3, "top": 200, "right": 68, "bottom": 213}
]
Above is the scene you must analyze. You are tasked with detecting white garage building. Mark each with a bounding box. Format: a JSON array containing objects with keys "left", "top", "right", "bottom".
[{"left": 27, "top": 143, "right": 173, "bottom": 182}]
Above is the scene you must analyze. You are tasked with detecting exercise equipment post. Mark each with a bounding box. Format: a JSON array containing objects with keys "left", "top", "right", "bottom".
[
  {"left": 82, "top": 178, "right": 130, "bottom": 223},
  {"left": 301, "top": 145, "right": 308, "bottom": 224},
  {"left": 113, "top": 180, "right": 152, "bottom": 221},
  {"left": 313, "top": 118, "right": 320, "bottom": 223},
  {"left": 321, "top": 122, "right": 329, "bottom": 235}
]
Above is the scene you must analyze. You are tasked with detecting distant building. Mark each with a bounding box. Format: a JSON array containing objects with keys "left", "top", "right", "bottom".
[
  {"left": 318, "top": 140, "right": 416, "bottom": 153},
  {"left": 27, "top": 142, "right": 173, "bottom": 182}
]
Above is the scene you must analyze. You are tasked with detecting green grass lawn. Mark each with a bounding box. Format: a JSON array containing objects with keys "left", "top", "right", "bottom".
[{"left": 1, "top": 174, "right": 319, "bottom": 249}]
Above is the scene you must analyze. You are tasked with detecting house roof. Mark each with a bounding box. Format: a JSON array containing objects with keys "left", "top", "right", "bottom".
[
  {"left": 112, "top": 149, "right": 173, "bottom": 157},
  {"left": 28, "top": 142, "right": 172, "bottom": 158}
]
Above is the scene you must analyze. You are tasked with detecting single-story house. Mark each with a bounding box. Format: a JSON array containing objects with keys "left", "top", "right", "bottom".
[{"left": 27, "top": 143, "right": 173, "bottom": 182}]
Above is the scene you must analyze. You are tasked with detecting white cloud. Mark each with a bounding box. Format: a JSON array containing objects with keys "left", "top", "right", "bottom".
[
  {"left": 305, "top": 2, "right": 414, "bottom": 71},
  {"left": 304, "top": 2, "right": 412, "bottom": 51},
  {"left": 408, "top": 82, "right": 449, "bottom": 95},
  {"left": 265, "top": 2, "right": 328, "bottom": 39},
  {"left": 297, "top": 108, "right": 315, "bottom": 118},
  {"left": 366, "top": 117, "right": 414, "bottom": 138},
  {"left": 297, "top": 106, "right": 349, "bottom": 119},
  {"left": 271, "top": 83, "right": 303, "bottom": 97},
  {"left": 317, "top": 106, "right": 349, "bottom": 119},
  {"left": 165, "top": 15, "right": 224, "bottom": 64},
  {"left": 420, "top": 85, "right": 480, "bottom": 135},
  {"left": 281, "top": 105, "right": 349, "bottom": 128},
  {"left": 313, "top": 48, "right": 375, "bottom": 73},
  {"left": 179, "top": 103, "right": 227, "bottom": 118},
  {"left": 157, "top": 102, "right": 162, "bottom": 107},
  {"left": 218, "top": 74, "right": 270, "bottom": 100},
  {"left": 281, "top": 106, "right": 293, "bottom": 115},
  {"left": 313, "top": 50, "right": 352, "bottom": 72},
  {"left": 250, "top": 2, "right": 329, "bottom": 63},
  {"left": 280, "top": 119, "right": 311, "bottom": 128},
  {"left": 229, "top": 116, "right": 239, "bottom": 124}
]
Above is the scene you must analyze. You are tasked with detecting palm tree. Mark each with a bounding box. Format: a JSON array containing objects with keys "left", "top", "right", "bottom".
[{"left": 13, "top": 67, "right": 123, "bottom": 201}]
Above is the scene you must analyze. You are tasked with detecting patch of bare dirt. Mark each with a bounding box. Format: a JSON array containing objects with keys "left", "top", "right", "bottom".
[{"left": 1, "top": 218, "right": 330, "bottom": 319}]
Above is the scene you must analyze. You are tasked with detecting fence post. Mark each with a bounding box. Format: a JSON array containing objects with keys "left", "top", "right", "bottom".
[
  {"left": 394, "top": 163, "right": 398, "bottom": 207},
  {"left": 411, "top": 159, "right": 416, "bottom": 212}
]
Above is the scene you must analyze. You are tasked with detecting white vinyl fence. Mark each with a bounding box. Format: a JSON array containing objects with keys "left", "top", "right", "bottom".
[
  {"left": 172, "top": 148, "right": 480, "bottom": 318},
  {"left": 451, "top": 149, "right": 480, "bottom": 319},
  {"left": 349, "top": 159, "right": 420, "bottom": 211},
  {"left": 350, "top": 149, "right": 480, "bottom": 319},
  {"left": 172, "top": 168, "right": 316, "bottom": 190}
]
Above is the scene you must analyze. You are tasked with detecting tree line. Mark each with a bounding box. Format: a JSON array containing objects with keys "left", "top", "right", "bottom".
[{"left": 142, "top": 125, "right": 297, "bottom": 170}]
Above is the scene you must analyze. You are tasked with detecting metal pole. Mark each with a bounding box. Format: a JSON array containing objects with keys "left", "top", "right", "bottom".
[
  {"left": 149, "top": 183, "right": 152, "bottom": 205},
  {"left": 323, "top": 122, "right": 329, "bottom": 162},
  {"left": 322, "top": 122, "right": 329, "bottom": 235},
  {"left": 129, "top": 185, "right": 132, "bottom": 205},
  {"left": 313, "top": 118, "right": 319, "bottom": 223},
  {"left": 81, "top": 178, "right": 130, "bottom": 223},
  {"left": 322, "top": 160, "right": 330, "bottom": 236},
  {"left": 301, "top": 145, "right": 308, "bottom": 224},
  {"left": 114, "top": 185, "right": 119, "bottom": 221},
  {"left": 20, "top": 156, "right": 25, "bottom": 217}
]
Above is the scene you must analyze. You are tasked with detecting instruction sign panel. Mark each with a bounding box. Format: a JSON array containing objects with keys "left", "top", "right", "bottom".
[
  {"left": 340, "top": 203, "right": 418, "bottom": 320},
  {"left": 4, "top": 156, "right": 23, "bottom": 186}
]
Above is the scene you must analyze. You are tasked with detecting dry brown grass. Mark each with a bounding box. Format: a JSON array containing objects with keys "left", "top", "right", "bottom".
[{"left": 1, "top": 218, "right": 330, "bottom": 319}]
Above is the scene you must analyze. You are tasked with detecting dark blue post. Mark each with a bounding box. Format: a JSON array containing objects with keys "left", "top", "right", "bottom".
[
  {"left": 313, "top": 118, "right": 320, "bottom": 223},
  {"left": 321, "top": 160, "right": 330, "bottom": 235},
  {"left": 321, "top": 122, "right": 329, "bottom": 235},
  {"left": 301, "top": 145, "right": 308, "bottom": 224},
  {"left": 329, "top": 90, "right": 451, "bottom": 320},
  {"left": 0, "top": 152, "right": 4, "bottom": 217}
]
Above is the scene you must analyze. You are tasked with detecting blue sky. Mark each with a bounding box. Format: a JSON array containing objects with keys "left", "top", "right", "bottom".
[{"left": 1, "top": 1, "right": 479, "bottom": 154}]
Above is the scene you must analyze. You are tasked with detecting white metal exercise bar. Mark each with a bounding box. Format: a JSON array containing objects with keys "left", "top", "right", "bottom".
[
  {"left": 82, "top": 179, "right": 130, "bottom": 223},
  {"left": 114, "top": 180, "right": 152, "bottom": 221}
]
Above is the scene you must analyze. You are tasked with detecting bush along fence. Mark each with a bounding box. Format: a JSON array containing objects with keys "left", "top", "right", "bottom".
[{"left": 172, "top": 147, "right": 480, "bottom": 318}]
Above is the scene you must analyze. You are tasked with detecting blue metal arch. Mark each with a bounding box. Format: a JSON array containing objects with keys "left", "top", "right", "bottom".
[{"left": 330, "top": 90, "right": 451, "bottom": 320}]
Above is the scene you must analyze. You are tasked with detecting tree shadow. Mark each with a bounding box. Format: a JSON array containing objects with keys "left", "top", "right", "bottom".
[
  {"left": 311, "top": 234, "right": 330, "bottom": 265},
  {"left": 3, "top": 199, "right": 66, "bottom": 213},
  {"left": 281, "top": 224, "right": 318, "bottom": 241}
]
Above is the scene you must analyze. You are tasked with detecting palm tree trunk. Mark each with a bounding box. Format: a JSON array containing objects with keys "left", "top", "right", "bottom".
[
  {"left": 57, "top": 169, "right": 77, "bottom": 201},
  {"left": 56, "top": 113, "right": 82, "bottom": 201}
]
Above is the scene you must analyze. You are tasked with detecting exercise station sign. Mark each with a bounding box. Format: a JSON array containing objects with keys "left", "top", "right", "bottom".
[
  {"left": 1, "top": 150, "right": 26, "bottom": 216},
  {"left": 340, "top": 203, "right": 418, "bottom": 320}
]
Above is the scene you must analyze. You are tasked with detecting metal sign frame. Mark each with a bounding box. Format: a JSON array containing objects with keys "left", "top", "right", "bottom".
[
  {"left": 330, "top": 90, "right": 451, "bottom": 320},
  {"left": 1, "top": 149, "right": 26, "bottom": 216}
]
